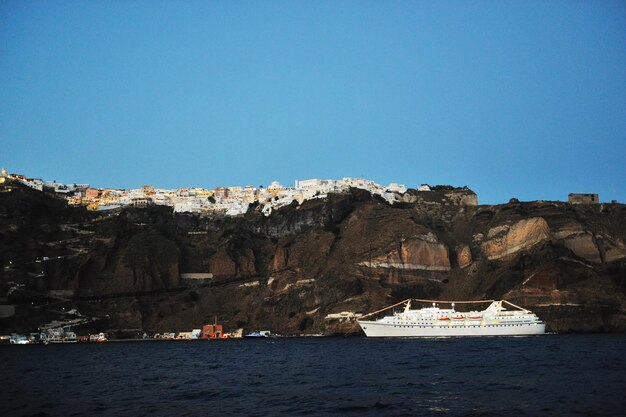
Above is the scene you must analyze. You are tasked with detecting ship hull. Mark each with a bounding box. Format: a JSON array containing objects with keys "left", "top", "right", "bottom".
[{"left": 358, "top": 321, "right": 545, "bottom": 337}]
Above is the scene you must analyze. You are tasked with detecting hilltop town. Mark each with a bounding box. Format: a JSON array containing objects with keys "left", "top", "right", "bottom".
[{"left": 0, "top": 167, "right": 437, "bottom": 216}]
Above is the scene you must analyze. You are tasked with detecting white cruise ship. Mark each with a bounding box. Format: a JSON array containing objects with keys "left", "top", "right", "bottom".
[{"left": 358, "top": 299, "right": 545, "bottom": 337}]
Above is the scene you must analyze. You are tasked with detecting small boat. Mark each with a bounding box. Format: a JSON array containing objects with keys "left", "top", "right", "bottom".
[
  {"left": 244, "top": 330, "right": 273, "bottom": 338},
  {"left": 89, "top": 333, "right": 107, "bottom": 342},
  {"left": 9, "top": 335, "right": 30, "bottom": 344}
]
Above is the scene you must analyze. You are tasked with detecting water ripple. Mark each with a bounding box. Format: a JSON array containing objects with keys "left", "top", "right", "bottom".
[{"left": 1, "top": 335, "right": 625, "bottom": 416}]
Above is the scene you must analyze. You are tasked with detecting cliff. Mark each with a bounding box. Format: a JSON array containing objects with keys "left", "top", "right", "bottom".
[{"left": 1, "top": 180, "right": 625, "bottom": 335}]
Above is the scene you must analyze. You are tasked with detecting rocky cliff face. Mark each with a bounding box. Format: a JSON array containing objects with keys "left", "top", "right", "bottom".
[{"left": 1, "top": 180, "right": 625, "bottom": 335}]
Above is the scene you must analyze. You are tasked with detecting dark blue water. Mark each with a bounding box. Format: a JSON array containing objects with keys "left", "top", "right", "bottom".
[{"left": 1, "top": 335, "right": 625, "bottom": 417}]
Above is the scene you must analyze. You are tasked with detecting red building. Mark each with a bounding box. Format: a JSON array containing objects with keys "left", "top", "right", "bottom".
[{"left": 201, "top": 324, "right": 223, "bottom": 339}]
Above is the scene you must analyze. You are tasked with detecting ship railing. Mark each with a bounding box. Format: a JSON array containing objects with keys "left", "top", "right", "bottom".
[
  {"left": 411, "top": 299, "right": 495, "bottom": 304},
  {"left": 410, "top": 299, "right": 530, "bottom": 313},
  {"left": 358, "top": 299, "right": 411, "bottom": 321}
]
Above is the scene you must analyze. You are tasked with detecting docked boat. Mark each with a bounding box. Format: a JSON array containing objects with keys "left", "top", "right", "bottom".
[
  {"left": 243, "top": 330, "right": 273, "bottom": 338},
  {"left": 358, "top": 299, "right": 545, "bottom": 337},
  {"left": 41, "top": 328, "right": 78, "bottom": 343},
  {"left": 9, "top": 334, "right": 31, "bottom": 344},
  {"left": 89, "top": 332, "right": 108, "bottom": 342}
]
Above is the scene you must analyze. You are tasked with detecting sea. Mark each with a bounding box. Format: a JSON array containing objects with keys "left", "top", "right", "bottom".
[{"left": 1, "top": 335, "right": 625, "bottom": 417}]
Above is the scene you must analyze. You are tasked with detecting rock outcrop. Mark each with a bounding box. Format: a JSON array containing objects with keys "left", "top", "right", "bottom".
[
  {"left": 363, "top": 234, "right": 451, "bottom": 272},
  {"left": 482, "top": 217, "right": 551, "bottom": 260},
  {"left": 456, "top": 245, "right": 472, "bottom": 269}
]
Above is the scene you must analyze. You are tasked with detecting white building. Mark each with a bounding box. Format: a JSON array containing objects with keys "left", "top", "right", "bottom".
[
  {"left": 385, "top": 183, "right": 407, "bottom": 193},
  {"left": 267, "top": 181, "right": 284, "bottom": 190},
  {"left": 7, "top": 169, "right": 434, "bottom": 218},
  {"left": 225, "top": 203, "right": 249, "bottom": 216}
]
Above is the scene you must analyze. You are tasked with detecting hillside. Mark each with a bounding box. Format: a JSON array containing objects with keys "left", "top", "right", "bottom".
[{"left": 1, "top": 180, "right": 625, "bottom": 335}]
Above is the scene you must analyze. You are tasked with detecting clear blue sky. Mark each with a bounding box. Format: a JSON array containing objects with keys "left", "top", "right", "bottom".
[{"left": 1, "top": 1, "right": 625, "bottom": 204}]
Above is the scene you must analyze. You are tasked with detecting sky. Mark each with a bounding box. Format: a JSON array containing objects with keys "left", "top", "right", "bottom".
[{"left": 1, "top": 1, "right": 625, "bottom": 204}]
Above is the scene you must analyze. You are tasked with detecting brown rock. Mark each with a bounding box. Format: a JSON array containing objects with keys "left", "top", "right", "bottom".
[
  {"left": 272, "top": 245, "right": 288, "bottom": 271},
  {"left": 365, "top": 234, "right": 450, "bottom": 271},
  {"left": 553, "top": 223, "right": 584, "bottom": 240},
  {"left": 561, "top": 233, "right": 602, "bottom": 263},
  {"left": 597, "top": 237, "right": 626, "bottom": 263},
  {"left": 235, "top": 248, "right": 257, "bottom": 276},
  {"left": 208, "top": 248, "right": 237, "bottom": 277},
  {"left": 482, "top": 217, "right": 551, "bottom": 260},
  {"left": 456, "top": 244, "right": 472, "bottom": 269}
]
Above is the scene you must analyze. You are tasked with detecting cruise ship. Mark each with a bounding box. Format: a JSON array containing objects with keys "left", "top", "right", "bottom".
[{"left": 358, "top": 299, "right": 545, "bottom": 337}]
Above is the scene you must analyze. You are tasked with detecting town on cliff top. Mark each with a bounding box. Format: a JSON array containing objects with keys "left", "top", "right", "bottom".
[{"left": 1, "top": 167, "right": 481, "bottom": 216}]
